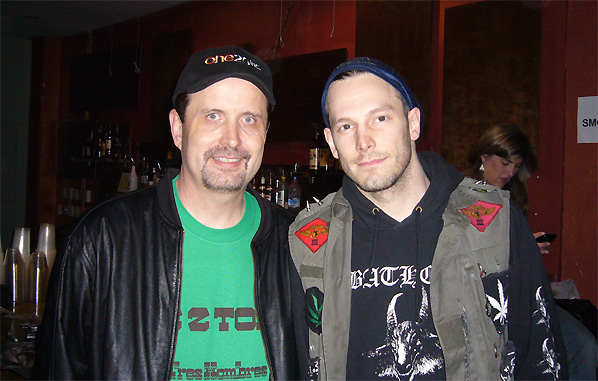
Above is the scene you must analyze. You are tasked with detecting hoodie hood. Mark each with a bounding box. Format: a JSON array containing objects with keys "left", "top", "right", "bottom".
[{"left": 343, "top": 151, "right": 464, "bottom": 228}]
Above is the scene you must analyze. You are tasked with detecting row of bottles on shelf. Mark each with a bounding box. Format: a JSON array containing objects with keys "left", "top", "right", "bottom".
[
  {"left": 254, "top": 167, "right": 301, "bottom": 211},
  {"left": 127, "top": 156, "right": 167, "bottom": 192},
  {"left": 252, "top": 163, "right": 344, "bottom": 212},
  {"left": 56, "top": 179, "right": 96, "bottom": 219},
  {"left": 59, "top": 156, "right": 169, "bottom": 221},
  {"left": 81, "top": 119, "right": 127, "bottom": 159},
  {"left": 253, "top": 124, "right": 343, "bottom": 211}
]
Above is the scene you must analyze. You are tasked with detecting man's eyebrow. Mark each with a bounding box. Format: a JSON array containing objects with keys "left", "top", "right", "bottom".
[
  {"left": 200, "top": 108, "right": 264, "bottom": 117},
  {"left": 331, "top": 116, "right": 352, "bottom": 126},
  {"left": 243, "top": 111, "right": 265, "bottom": 120},
  {"left": 366, "top": 104, "right": 395, "bottom": 116},
  {"left": 200, "top": 108, "right": 223, "bottom": 115},
  {"left": 332, "top": 104, "right": 395, "bottom": 125}
]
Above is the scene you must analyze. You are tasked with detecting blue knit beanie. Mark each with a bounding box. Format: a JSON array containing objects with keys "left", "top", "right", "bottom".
[{"left": 321, "top": 57, "right": 420, "bottom": 128}]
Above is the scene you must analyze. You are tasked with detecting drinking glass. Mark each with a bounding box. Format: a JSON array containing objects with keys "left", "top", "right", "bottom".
[
  {"left": 12, "top": 228, "right": 31, "bottom": 268},
  {"left": 3, "top": 248, "right": 26, "bottom": 311},
  {"left": 36, "top": 223, "right": 56, "bottom": 271},
  {"left": 27, "top": 251, "right": 48, "bottom": 316}
]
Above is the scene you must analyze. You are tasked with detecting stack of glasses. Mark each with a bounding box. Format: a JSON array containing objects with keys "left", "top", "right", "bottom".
[{"left": 2, "top": 223, "right": 55, "bottom": 317}]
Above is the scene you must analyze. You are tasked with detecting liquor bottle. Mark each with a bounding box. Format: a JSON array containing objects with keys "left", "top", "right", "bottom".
[
  {"left": 288, "top": 176, "right": 301, "bottom": 211},
  {"left": 265, "top": 170, "right": 273, "bottom": 202},
  {"left": 97, "top": 123, "right": 105, "bottom": 157},
  {"left": 309, "top": 123, "right": 331, "bottom": 172},
  {"left": 277, "top": 172, "right": 288, "bottom": 208},
  {"left": 128, "top": 165, "right": 138, "bottom": 192},
  {"left": 113, "top": 123, "right": 122, "bottom": 159},
  {"left": 258, "top": 173, "right": 267, "bottom": 198},
  {"left": 318, "top": 134, "right": 332, "bottom": 171},
  {"left": 154, "top": 162, "right": 164, "bottom": 184},
  {"left": 84, "top": 129, "right": 93, "bottom": 158},
  {"left": 149, "top": 167, "right": 157, "bottom": 186},
  {"left": 274, "top": 179, "right": 284, "bottom": 207},
  {"left": 105, "top": 122, "right": 113, "bottom": 157},
  {"left": 139, "top": 157, "right": 149, "bottom": 187},
  {"left": 309, "top": 124, "right": 320, "bottom": 172}
]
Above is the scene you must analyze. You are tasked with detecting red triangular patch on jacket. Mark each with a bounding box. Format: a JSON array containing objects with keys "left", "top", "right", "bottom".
[
  {"left": 460, "top": 200, "right": 502, "bottom": 232},
  {"left": 295, "top": 218, "right": 329, "bottom": 253}
]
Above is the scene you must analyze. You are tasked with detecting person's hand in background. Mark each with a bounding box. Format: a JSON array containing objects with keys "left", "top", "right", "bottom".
[{"left": 533, "top": 231, "right": 550, "bottom": 254}]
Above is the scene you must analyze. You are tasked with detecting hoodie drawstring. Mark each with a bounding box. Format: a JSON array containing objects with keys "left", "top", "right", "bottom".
[
  {"left": 415, "top": 206, "right": 423, "bottom": 322},
  {"left": 368, "top": 208, "right": 380, "bottom": 270}
]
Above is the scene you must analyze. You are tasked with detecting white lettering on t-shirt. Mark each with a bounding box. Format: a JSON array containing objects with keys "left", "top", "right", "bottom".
[{"left": 351, "top": 265, "right": 431, "bottom": 289}]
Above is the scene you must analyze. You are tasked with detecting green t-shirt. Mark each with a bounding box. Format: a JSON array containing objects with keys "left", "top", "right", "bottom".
[{"left": 171, "top": 178, "right": 268, "bottom": 380}]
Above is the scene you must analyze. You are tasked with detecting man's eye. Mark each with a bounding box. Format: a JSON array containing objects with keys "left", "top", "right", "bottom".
[
  {"left": 243, "top": 116, "right": 256, "bottom": 124},
  {"left": 207, "top": 113, "right": 219, "bottom": 121},
  {"left": 339, "top": 124, "right": 352, "bottom": 131},
  {"left": 376, "top": 116, "right": 387, "bottom": 122}
]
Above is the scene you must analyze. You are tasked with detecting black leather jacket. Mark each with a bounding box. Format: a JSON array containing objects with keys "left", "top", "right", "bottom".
[{"left": 34, "top": 169, "right": 307, "bottom": 380}]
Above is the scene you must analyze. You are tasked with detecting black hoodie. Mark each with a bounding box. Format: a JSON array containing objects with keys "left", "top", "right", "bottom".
[
  {"left": 343, "top": 151, "right": 567, "bottom": 379},
  {"left": 344, "top": 151, "right": 461, "bottom": 380}
]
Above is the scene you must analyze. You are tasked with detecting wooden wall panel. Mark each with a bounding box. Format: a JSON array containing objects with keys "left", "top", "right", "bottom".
[
  {"left": 441, "top": 1, "right": 540, "bottom": 169},
  {"left": 355, "top": 1, "right": 432, "bottom": 139},
  {"left": 150, "top": 29, "right": 193, "bottom": 144}
]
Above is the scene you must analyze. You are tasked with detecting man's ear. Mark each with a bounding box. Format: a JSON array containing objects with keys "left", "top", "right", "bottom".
[
  {"left": 323, "top": 127, "right": 339, "bottom": 159},
  {"left": 408, "top": 107, "right": 421, "bottom": 141},
  {"left": 169, "top": 109, "right": 183, "bottom": 150}
]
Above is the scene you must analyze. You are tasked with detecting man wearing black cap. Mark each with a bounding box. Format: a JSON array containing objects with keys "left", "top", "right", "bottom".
[
  {"left": 35, "top": 46, "right": 307, "bottom": 380},
  {"left": 289, "top": 58, "right": 568, "bottom": 380}
]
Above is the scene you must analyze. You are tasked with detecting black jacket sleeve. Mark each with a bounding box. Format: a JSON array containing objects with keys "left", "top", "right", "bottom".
[
  {"left": 33, "top": 229, "right": 95, "bottom": 380},
  {"left": 507, "top": 202, "right": 569, "bottom": 379},
  {"left": 290, "top": 254, "right": 310, "bottom": 380}
]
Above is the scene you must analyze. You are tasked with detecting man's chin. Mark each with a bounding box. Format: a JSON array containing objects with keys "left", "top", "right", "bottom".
[
  {"left": 351, "top": 174, "right": 395, "bottom": 193},
  {"left": 202, "top": 175, "right": 247, "bottom": 193},
  {"left": 203, "top": 181, "right": 246, "bottom": 193}
]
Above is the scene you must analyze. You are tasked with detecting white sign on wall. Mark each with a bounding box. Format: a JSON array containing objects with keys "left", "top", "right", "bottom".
[{"left": 578, "top": 96, "right": 598, "bottom": 143}]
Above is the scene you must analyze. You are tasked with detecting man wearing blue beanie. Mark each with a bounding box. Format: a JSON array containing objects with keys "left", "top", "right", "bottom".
[{"left": 289, "top": 57, "right": 568, "bottom": 380}]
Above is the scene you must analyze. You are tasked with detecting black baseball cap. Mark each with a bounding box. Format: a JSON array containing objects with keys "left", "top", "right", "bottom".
[{"left": 172, "top": 46, "right": 275, "bottom": 108}]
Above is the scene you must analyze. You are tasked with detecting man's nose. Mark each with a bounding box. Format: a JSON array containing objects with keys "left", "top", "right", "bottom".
[
  {"left": 220, "top": 122, "right": 241, "bottom": 147},
  {"left": 355, "top": 127, "right": 375, "bottom": 152}
]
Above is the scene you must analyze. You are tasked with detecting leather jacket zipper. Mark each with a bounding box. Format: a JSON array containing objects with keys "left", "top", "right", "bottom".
[
  {"left": 166, "top": 229, "right": 185, "bottom": 380},
  {"left": 252, "top": 246, "right": 274, "bottom": 380}
]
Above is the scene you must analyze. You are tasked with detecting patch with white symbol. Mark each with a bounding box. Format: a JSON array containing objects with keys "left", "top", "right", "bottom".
[{"left": 481, "top": 270, "right": 510, "bottom": 334}]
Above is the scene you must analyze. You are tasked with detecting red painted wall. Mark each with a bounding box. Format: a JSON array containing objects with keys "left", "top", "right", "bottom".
[
  {"left": 560, "top": 0, "right": 597, "bottom": 305},
  {"left": 527, "top": 1, "right": 568, "bottom": 283}
]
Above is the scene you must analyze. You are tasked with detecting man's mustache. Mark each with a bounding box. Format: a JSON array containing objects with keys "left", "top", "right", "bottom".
[{"left": 204, "top": 146, "right": 251, "bottom": 161}]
